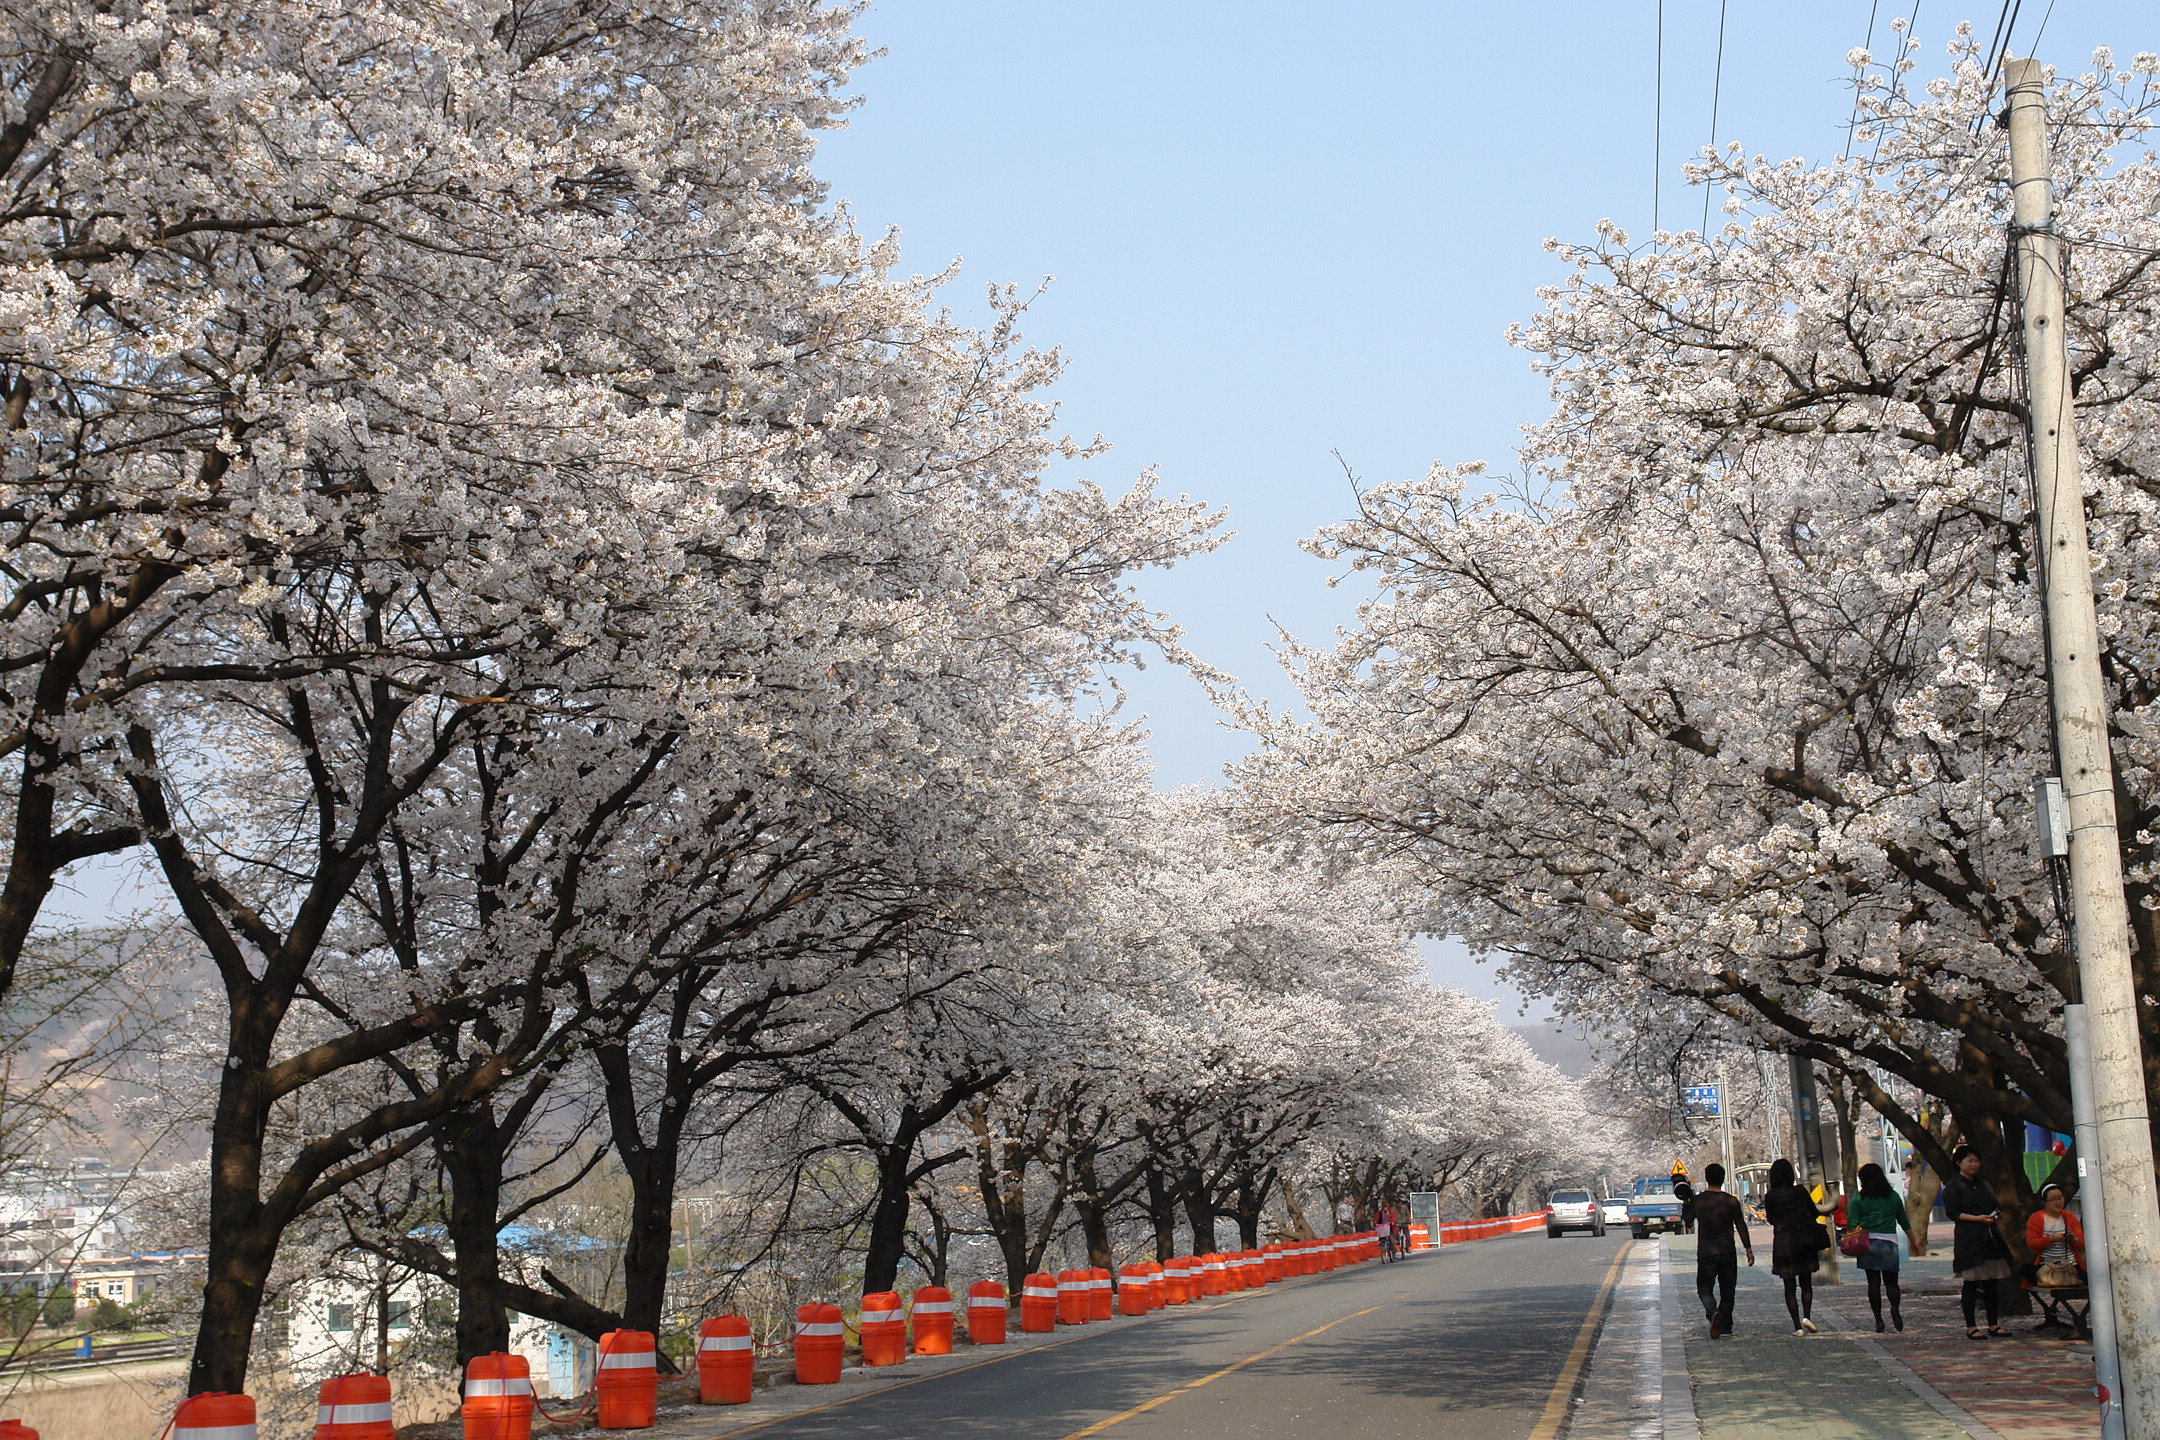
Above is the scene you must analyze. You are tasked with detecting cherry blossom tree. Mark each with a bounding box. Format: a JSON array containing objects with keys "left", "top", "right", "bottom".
[{"left": 1235, "top": 38, "right": 2160, "bottom": 1226}]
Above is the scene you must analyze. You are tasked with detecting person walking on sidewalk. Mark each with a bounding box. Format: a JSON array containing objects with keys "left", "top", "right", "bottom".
[
  {"left": 1848, "top": 1162, "right": 1918, "bottom": 1332},
  {"left": 1761, "top": 1158, "right": 1833, "bottom": 1334},
  {"left": 1940, "top": 1145, "right": 2014, "bottom": 1339},
  {"left": 1681, "top": 1162, "right": 1754, "bottom": 1338}
]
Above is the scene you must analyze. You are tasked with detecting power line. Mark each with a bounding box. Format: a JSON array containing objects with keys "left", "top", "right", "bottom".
[
  {"left": 1842, "top": 2, "right": 1882, "bottom": 161},
  {"left": 1653, "top": 0, "right": 1666, "bottom": 239},
  {"left": 1870, "top": 1, "right": 1923, "bottom": 165},
  {"left": 1702, "top": 0, "right": 1730, "bottom": 235},
  {"left": 1980, "top": 0, "right": 2024, "bottom": 81},
  {"left": 2028, "top": 0, "right": 2059, "bottom": 56}
]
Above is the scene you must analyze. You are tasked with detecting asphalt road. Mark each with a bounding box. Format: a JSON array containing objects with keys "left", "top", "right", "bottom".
[{"left": 719, "top": 1232, "right": 1634, "bottom": 1440}]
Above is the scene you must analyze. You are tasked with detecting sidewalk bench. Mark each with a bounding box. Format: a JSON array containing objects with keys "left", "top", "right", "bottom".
[{"left": 2029, "top": 1282, "right": 2089, "bottom": 1339}]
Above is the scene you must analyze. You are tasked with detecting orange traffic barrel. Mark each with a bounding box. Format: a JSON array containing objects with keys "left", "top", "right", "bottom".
[
  {"left": 860, "top": 1291, "right": 906, "bottom": 1362},
  {"left": 314, "top": 1374, "right": 392, "bottom": 1439},
  {"left": 1117, "top": 1263, "right": 1146, "bottom": 1316},
  {"left": 596, "top": 1330, "right": 657, "bottom": 1429},
  {"left": 1055, "top": 1269, "right": 1087, "bottom": 1325},
  {"left": 1087, "top": 1267, "right": 1113, "bottom": 1321},
  {"left": 1141, "top": 1260, "right": 1165, "bottom": 1309},
  {"left": 697, "top": 1316, "right": 753, "bottom": 1405},
  {"left": 461, "top": 1353, "right": 533, "bottom": 1440},
  {"left": 859, "top": 1291, "right": 906, "bottom": 1366},
  {"left": 1410, "top": 1222, "right": 1430, "bottom": 1250},
  {"left": 967, "top": 1280, "right": 1008, "bottom": 1343},
  {"left": 1020, "top": 1273, "right": 1057, "bottom": 1333},
  {"left": 1239, "top": 1249, "right": 1261, "bottom": 1288},
  {"left": 1262, "top": 1243, "right": 1284, "bottom": 1283},
  {"left": 1199, "top": 1252, "right": 1226, "bottom": 1296},
  {"left": 795, "top": 1303, "right": 844, "bottom": 1384},
  {"left": 177, "top": 1394, "right": 259, "bottom": 1440},
  {"left": 911, "top": 1286, "right": 955, "bottom": 1356},
  {"left": 0, "top": 1422, "right": 34, "bottom": 1439},
  {"left": 1164, "top": 1256, "right": 1194, "bottom": 1304}
]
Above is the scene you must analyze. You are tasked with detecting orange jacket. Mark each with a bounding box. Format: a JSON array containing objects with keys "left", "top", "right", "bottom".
[{"left": 2026, "top": 1208, "right": 2086, "bottom": 1262}]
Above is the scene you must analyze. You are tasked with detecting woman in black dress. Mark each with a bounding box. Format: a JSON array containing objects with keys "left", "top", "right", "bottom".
[
  {"left": 1760, "top": 1157, "right": 1834, "bottom": 1333},
  {"left": 1938, "top": 1145, "right": 2013, "bottom": 1338}
]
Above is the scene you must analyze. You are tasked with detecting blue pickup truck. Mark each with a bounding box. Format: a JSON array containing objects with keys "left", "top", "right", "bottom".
[{"left": 1626, "top": 1174, "right": 1687, "bottom": 1238}]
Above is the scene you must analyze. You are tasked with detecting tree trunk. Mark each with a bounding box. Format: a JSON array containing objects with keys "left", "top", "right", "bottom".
[
  {"left": 1178, "top": 1169, "right": 1216, "bottom": 1252},
  {"left": 1073, "top": 1155, "right": 1114, "bottom": 1270},
  {"left": 1277, "top": 1177, "right": 1316, "bottom": 1240},
  {"left": 1143, "top": 1163, "right": 1179, "bottom": 1260},
  {"left": 861, "top": 1144, "right": 916, "bottom": 1294},
  {"left": 438, "top": 1117, "right": 511, "bottom": 1364},
  {"left": 1904, "top": 1159, "right": 1943, "bottom": 1255},
  {"left": 190, "top": 1040, "right": 274, "bottom": 1394},
  {"left": 969, "top": 1112, "right": 1034, "bottom": 1294}
]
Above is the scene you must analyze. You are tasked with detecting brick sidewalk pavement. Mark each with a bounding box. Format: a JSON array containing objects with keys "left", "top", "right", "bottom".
[{"left": 1656, "top": 1228, "right": 2102, "bottom": 1440}]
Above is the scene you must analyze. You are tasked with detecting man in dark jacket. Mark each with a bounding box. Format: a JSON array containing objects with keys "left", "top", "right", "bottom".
[{"left": 1677, "top": 1162, "right": 1755, "bottom": 1337}]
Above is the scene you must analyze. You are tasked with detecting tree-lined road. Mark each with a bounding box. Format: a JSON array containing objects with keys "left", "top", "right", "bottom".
[{"left": 706, "top": 1235, "right": 1630, "bottom": 1440}]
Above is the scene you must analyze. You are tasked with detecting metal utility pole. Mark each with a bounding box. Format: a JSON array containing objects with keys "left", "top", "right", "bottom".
[
  {"left": 2005, "top": 55, "right": 2160, "bottom": 1438},
  {"left": 1788, "top": 1056, "right": 1827, "bottom": 1185},
  {"left": 1760, "top": 1052, "right": 1785, "bottom": 1160},
  {"left": 1718, "top": 1060, "right": 1735, "bottom": 1176},
  {"left": 1789, "top": 1056, "right": 1840, "bottom": 1282}
]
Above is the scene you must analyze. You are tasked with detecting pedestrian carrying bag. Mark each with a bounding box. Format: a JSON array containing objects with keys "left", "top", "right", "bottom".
[{"left": 1838, "top": 1227, "right": 1870, "bottom": 1259}]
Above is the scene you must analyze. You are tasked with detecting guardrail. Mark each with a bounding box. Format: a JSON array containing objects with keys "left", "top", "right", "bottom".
[{"left": 0, "top": 1336, "right": 183, "bottom": 1374}]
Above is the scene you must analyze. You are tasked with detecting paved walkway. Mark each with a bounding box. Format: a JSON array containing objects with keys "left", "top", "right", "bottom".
[{"left": 1633, "top": 1227, "right": 2102, "bottom": 1440}]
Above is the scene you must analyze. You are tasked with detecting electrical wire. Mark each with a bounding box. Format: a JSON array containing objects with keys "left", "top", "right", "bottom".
[
  {"left": 1871, "top": 1, "right": 1924, "bottom": 166},
  {"left": 1702, "top": 0, "right": 1729, "bottom": 235},
  {"left": 1980, "top": 0, "right": 2024, "bottom": 82},
  {"left": 1653, "top": 0, "right": 1666, "bottom": 240},
  {"left": 1842, "top": 0, "right": 1883, "bottom": 161},
  {"left": 2028, "top": 0, "right": 2058, "bottom": 56}
]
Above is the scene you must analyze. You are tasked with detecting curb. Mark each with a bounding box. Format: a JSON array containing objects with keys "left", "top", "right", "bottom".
[{"left": 1656, "top": 1239, "right": 1701, "bottom": 1440}]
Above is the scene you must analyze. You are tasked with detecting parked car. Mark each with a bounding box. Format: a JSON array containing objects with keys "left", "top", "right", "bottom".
[
  {"left": 1627, "top": 1174, "right": 1687, "bottom": 1237},
  {"left": 1599, "top": 1195, "right": 1631, "bottom": 1227},
  {"left": 1546, "top": 1188, "right": 1606, "bottom": 1238}
]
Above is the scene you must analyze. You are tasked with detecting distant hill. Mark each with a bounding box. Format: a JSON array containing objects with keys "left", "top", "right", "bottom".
[{"left": 1510, "top": 1022, "right": 1599, "bottom": 1079}]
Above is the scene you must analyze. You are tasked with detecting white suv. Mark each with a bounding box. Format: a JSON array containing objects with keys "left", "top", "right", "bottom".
[{"left": 1546, "top": 1188, "right": 1606, "bottom": 1238}]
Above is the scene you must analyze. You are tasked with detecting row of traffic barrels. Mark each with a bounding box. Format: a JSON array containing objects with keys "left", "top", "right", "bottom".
[{"left": 157, "top": 1234, "right": 1393, "bottom": 1439}]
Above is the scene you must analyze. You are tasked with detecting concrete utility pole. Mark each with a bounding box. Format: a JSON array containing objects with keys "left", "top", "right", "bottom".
[
  {"left": 2070, "top": 1005, "right": 2129, "bottom": 1440},
  {"left": 2004, "top": 56, "right": 2160, "bottom": 1439}
]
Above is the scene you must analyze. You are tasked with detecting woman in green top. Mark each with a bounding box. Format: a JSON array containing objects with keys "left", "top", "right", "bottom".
[{"left": 1848, "top": 1162, "right": 1918, "bottom": 1331}]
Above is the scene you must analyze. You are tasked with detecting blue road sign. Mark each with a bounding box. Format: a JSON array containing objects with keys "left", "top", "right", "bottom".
[{"left": 1681, "top": 1084, "right": 1722, "bottom": 1118}]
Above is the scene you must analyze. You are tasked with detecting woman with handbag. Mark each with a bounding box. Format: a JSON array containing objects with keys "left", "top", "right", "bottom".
[
  {"left": 1940, "top": 1145, "right": 2015, "bottom": 1338},
  {"left": 1846, "top": 1162, "right": 1918, "bottom": 1331},
  {"left": 1761, "top": 1158, "right": 1835, "bottom": 1334},
  {"left": 2020, "top": 1183, "right": 2086, "bottom": 1288}
]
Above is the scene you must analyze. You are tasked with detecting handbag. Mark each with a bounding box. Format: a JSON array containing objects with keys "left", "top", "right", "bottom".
[
  {"left": 1838, "top": 1227, "right": 1870, "bottom": 1259},
  {"left": 2035, "top": 1260, "right": 2082, "bottom": 1288}
]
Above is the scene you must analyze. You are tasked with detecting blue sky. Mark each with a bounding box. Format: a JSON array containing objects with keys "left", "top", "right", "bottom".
[{"left": 813, "top": 1, "right": 2154, "bottom": 1012}]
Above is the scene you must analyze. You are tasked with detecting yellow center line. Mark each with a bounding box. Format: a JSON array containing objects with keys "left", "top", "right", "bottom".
[
  {"left": 1053, "top": 1269, "right": 1460, "bottom": 1440},
  {"left": 1525, "top": 1238, "right": 1635, "bottom": 1440}
]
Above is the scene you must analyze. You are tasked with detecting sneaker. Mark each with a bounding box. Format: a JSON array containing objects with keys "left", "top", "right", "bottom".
[
  {"left": 1709, "top": 1321, "right": 1722, "bottom": 1339},
  {"left": 1793, "top": 1327, "right": 1806, "bottom": 1335},
  {"left": 1800, "top": 1317, "right": 1818, "bottom": 1333}
]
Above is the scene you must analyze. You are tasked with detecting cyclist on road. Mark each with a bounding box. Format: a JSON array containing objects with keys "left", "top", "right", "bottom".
[{"left": 1376, "top": 1205, "right": 1396, "bottom": 1261}]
